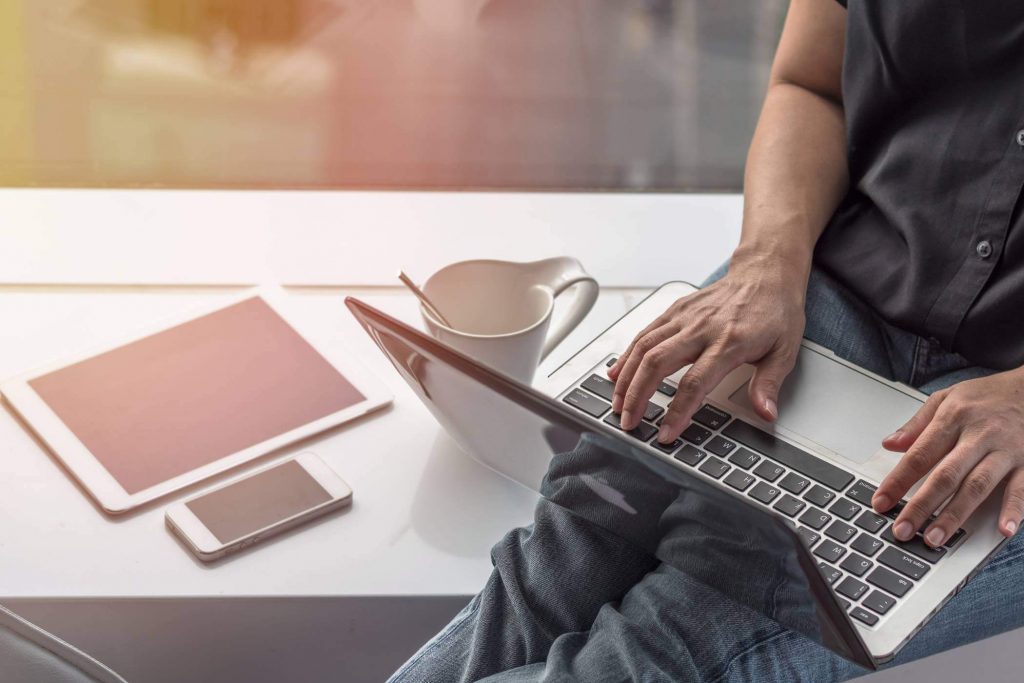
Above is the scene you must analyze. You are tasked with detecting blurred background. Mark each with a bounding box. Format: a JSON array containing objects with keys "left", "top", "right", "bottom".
[{"left": 0, "top": 0, "right": 787, "bottom": 191}]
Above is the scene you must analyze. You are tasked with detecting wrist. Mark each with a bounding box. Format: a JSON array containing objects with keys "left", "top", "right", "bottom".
[{"left": 729, "top": 240, "right": 813, "bottom": 290}]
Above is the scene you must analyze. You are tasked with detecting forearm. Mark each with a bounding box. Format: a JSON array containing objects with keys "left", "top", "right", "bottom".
[{"left": 733, "top": 80, "right": 848, "bottom": 287}]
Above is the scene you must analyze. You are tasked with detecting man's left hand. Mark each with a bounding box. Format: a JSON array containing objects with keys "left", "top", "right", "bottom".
[{"left": 872, "top": 368, "right": 1024, "bottom": 547}]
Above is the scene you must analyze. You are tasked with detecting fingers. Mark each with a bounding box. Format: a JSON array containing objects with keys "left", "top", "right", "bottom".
[
  {"left": 923, "top": 453, "right": 1014, "bottom": 547},
  {"left": 657, "top": 347, "right": 741, "bottom": 442},
  {"left": 882, "top": 390, "right": 947, "bottom": 453},
  {"left": 873, "top": 414, "right": 959, "bottom": 514},
  {"left": 747, "top": 344, "right": 798, "bottom": 421},
  {"left": 890, "top": 437, "right": 988, "bottom": 541},
  {"left": 608, "top": 316, "right": 668, "bottom": 382},
  {"left": 999, "top": 468, "right": 1024, "bottom": 538},
  {"left": 610, "top": 324, "right": 679, "bottom": 414},
  {"left": 619, "top": 333, "right": 701, "bottom": 430}
]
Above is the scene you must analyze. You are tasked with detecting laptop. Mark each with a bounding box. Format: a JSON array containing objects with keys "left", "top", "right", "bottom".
[{"left": 346, "top": 281, "right": 1007, "bottom": 670}]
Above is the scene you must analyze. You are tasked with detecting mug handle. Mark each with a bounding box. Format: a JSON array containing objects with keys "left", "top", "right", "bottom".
[{"left": 528, "top": 257, "right": 600, "bottom": 360}]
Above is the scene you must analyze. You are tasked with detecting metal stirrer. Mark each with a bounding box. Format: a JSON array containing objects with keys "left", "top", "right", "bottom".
[{"left": 398, "top": 269, "right": 454, "bottom": 328}]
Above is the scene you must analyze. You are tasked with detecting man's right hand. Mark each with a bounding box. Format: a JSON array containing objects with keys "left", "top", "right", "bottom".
[{"left": 607, "top": 254, "right": 808, "bottom": 443}]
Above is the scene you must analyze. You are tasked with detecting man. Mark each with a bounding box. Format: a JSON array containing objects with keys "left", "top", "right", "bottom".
[{"left": 389, "top": 1, "right": 1024, "bottom": 680}]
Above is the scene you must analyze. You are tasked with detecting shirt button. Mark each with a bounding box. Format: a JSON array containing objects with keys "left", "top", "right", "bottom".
[
  {"left": 976, "top": 240, "right": 993, "bottom": 259},
  {"left": 1017, "top": 129, "right": 1024, "bottom": 147}
]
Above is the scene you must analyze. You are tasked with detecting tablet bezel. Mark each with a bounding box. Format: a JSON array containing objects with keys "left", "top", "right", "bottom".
[{"left": 0, "top": 286, "right": 391, "bottom": 515}]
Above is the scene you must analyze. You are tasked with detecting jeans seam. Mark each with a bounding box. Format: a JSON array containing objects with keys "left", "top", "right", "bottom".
[
  {"left": 389, "top": 598, "right": 480, "bottom": 683},
  {"left": 705, "top": 628, "right": 790, "bottom": 683}
]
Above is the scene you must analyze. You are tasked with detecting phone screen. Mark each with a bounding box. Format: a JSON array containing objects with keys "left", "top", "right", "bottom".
[{"left": 186, "top": 460, "right": 333, "bottom": 544}]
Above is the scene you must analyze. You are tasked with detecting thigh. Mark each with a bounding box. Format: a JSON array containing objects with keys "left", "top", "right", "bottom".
[
  {"left": 481, "top": 562, "right": 855, "bottom": 683},
  {"left": 482, "top": 531, "right": 1024, "bottom": 683},
  {"left": 389, "top": 498, "right": 662, "bottom": 682}
]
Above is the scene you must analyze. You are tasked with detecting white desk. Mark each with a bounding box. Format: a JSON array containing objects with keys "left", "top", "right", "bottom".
[{"left": 0, "top": 188, "right": 741, "bottom": 681}]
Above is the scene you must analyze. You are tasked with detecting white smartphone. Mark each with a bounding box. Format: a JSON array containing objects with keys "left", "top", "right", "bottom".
[{"left": 165, "top": 453, "right": 352, "bottom": 561}]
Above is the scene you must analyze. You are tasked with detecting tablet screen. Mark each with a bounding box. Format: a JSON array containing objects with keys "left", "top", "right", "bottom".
[{"left": 28, "top": 297, "right": 364, "bottom": 494}]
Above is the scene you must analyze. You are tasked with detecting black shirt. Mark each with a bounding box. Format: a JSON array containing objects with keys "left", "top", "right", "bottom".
[{"left": 815, "top": 0, "right": 1024, "bottom": 370}]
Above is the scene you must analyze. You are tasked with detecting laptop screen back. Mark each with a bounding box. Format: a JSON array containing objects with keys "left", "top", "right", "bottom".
[{"left": 346, "top": 297, "right": 875, "bottom": 669}]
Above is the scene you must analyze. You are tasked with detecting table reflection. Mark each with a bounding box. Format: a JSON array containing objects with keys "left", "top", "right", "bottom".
[{"left": 1, "top": 0, "right": 786, "bottom": 190}]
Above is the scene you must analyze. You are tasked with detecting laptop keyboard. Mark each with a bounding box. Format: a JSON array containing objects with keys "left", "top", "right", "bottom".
[{"left": 562, "top": 362, "right": 968, "bottom": 630}]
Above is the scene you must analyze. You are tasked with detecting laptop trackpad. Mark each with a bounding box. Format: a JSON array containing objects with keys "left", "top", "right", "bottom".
[{"left": 727, "top": 349, "right": 923, "bottom": 465}]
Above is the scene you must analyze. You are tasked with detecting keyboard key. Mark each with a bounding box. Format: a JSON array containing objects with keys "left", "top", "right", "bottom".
[
  {"left": 862, "top": 590, "right": 896, "bottom": 616},
  {"left": 844, "top": 480, "right": 878, "bottom": 507},
  {"left": 581, "top": 374, "right": 615, "bottom": 401},
  {"left": 643, "top": 402, "right": 664, "bottom": 422},
  {"left": 836, "top": 576, "right": 869, "bottom": 601},
  {"left": 606, "top": 357, "right": 618, "bottom": 367},
  {"left": 652, "top": 438, "right": 682, "bottom": 455},
  {"left": 819, "top": 563, "right": 842, "bottom": 585},
  {"left": 840, "top": 553, "right": 873, "bottom": 577},
  {"left": 796, "top": 527, "right": 821, "bottom": 548},
  {"left": 674, "top": 444, "right": 705, "bottom": 466},
  {"left": 799, "top": 508, "right": 832, "bottom": 530},
  {"left": 881, "top": 501, "right": 907, "bottom": 520},
  {"left": 727, "top": 448, "right": 760, "bottom": 470},
  {"left": 681, "top": 423, "right": 713, "bottom": 445},
  {"left": 657, "top": 381, "right": 676, "bottom": 397},
  {"left": 692, "top": 404, "right": 731, "bottom": 430},
  {"left": 753, "top": 460, "right": 784, "bottom": 482},
  {"left": 854, "top": 510, "right": 887, "bottom": 534},
  {"left": 804, "top": 485, "right": 836, "bottom": 507},
  {"left": 829, "top": 498, "right": 862, "bottom": 521},
  {"left": 878, "top": 547, "right": 930, "bottom": 580},
  {"left": 724, "top": 469, "right": 755, "bottom": 492},
  {"left": 749, "top": 482, "right": 781, "bottom": 504},
  {"left": 825, "top": 520, "right": 858, "bottom": 544},
  {"left": 563, "top": 389, "right": 610, "bottom": 417},
  {"left": 851, "top": 533, "right": 884, "bottom": 557},
  {"left": 773, "top": 494, "right": 807, "bottom": 518},
  {"left": 603, "top": 413, "right": 659, "bottom": 442},
  {"left": 780, "top": 473, "right": 810, "bottom": 494},
  {"left": 813, "top": 539, "right": 847, "bottom": 564},
  {"left": 866, "top": 566, "right": 912, "bottom": 598},
  {"left": 880, "top": 526, "right": 947, "bottom": 564},
  {"left": 944, "top": 528, "right": 967, "bottom": 548},
  {"left": 838, "top": 598, "right": 852, "bottom": 611},
  {"left": 698, "top": 456, "right": 730, "bottom": 479},
  {"left": 705, "top": 436, "right": 737, "bottom": 458},
  {"left": 849, "top": 606, "right": 879, "bottom": 626},
  {"left": 721, "top": 419, "right": 855, "bottom": 491}
]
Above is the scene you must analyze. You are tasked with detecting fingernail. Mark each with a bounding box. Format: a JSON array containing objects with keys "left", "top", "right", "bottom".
[
  {"left": 872, "top": 493, "right": 892, "bottom": 511},
  {"left": 884, "top": 429, "right": 903, "bottom": 442},
  {"left": 658, "top": 426, "right": 671, "bottom": 443},
  {"left": 620, "top": 410, "right": 633, "bottom": 428},
  {"left": 1007, "top": 520, "right": 1018, "bottom": 535},
  {"left": 764, "top": 398, "right": 778, "bottom": 420},
  {"left": 925, "top": 528, "right": 945, "bottom": 547},
  {"left": 612, "top": 395, "right": 622, "bottom": 412},
  {"left": 893, "top": 521, "right": 913, "bottom": 541}
]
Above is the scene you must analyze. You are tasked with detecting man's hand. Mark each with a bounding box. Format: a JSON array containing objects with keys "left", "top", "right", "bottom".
[
  {"left": 607, "top": 254, "right": 807, "bottom": 443},
  {"left": 874, "top": 369, "right": 1024, "bottom": 546}
]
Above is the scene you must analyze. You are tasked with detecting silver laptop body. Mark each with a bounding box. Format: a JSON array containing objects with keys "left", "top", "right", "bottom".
[{"left": 348, "top": 281, "right": 1007, "bottom": 669}]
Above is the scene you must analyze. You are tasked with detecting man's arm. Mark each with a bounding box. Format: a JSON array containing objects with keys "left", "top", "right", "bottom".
[
  {"left": 611, "top": 0, "right": 849, "bottom": 437},
  {"left": 737, "top": 0, "right": 849, "bottom": 287}
]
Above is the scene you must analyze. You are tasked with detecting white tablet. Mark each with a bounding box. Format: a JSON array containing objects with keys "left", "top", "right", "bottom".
[{"left": 0, "top": 287, "right": 391, "bottom": 515}]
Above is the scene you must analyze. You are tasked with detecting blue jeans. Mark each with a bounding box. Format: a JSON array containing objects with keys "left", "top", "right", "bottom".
[{"left": 389, "top": 267, "right": 1024, "bottom": 682}]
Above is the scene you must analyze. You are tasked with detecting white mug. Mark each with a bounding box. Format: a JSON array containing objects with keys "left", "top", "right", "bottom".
[{"left": 420, "top": 257, "right": 599, "bottom": 383}]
